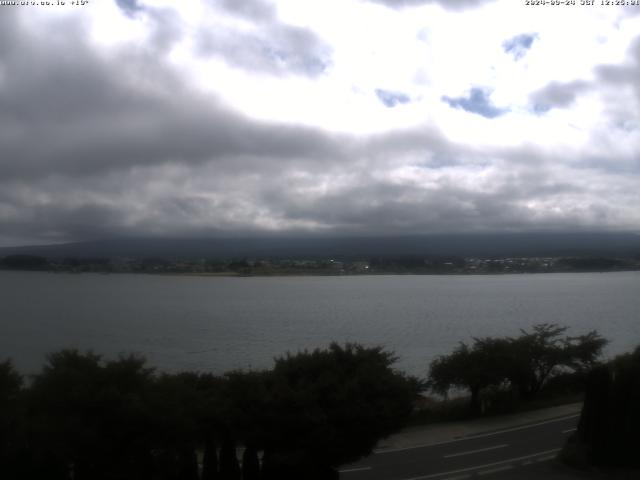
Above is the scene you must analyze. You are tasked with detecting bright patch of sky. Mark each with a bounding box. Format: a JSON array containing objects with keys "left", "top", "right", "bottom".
[{"left": 119, "top": 0, "right": 639, "bottom": 142}]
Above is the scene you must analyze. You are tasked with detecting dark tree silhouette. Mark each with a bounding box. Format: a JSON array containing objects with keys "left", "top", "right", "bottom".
[
  {"left": 507, "top": 324, "right": 607, "bottom": 399},
  {"left": 261, "top": 343, "right": 420, "bottom": 477},
  {"left": 564, "top": 346, "right": 640, "bottom": 467},
  {"left": 218, "top": 433, "right": 241, "bottom": 480},
  {"left": 428, "top": 324, "right": 608, "bottom": 413},
  {"left": 202, "top": 435, "right": 219, "bottom": 480},
  {"left": 25, "top": 350, "right": 157, "bottom": 480},
  {"left": 241, "top": 446, "right": 261, "bottom": 480},
  {"left": 0, "top": 359, "right": 23, "bottom": 478},
  {"left": 4, "top": 343, "right": 420, "bottom": 479},
  {"left": 429, "top": 338, "right": 511, "bottom": 414}
]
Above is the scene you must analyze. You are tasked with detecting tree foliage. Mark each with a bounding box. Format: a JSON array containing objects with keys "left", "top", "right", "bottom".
[
  {"left": 0, "top": 359, "right": 23, "bottom": 476},
  {"left": 1, "top": 344, "right": 419, "bottom": 479},
  {"left": 429, "top": 338, "right": 511, "bottom": 414},
  {"left": 26, "top": 350, "right": 157, "bottom": 480},
  {"left": 265, "top": 343, "right": 420, "bottom": 471},
  {"left": 428, "top": 323, "right": 607, "bottom": 412},
  {"left": 564, "top": 346, "right": 640, "bottom": 467},
  {"left": 507, "top": 324, "right": 607, "bottom": 398}
]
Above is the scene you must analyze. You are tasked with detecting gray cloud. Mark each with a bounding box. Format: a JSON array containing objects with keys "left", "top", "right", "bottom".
[
  {"left": 529, "top": 35, "right": 640, "bottom": 121},
  {"left": 591, "top": 35, "right": 640, "bottom": 143},
  {"left": 529, "top": 80, "right": 591, "bottom": 112},
  {"left": 1, "top": 7, "right": 639, "bottom": 246},
  {"left": 1, "top": 125, "right": 637, "bottom": 245},
  {"left": 0, "top": 9, "right": 343, "bottom": 243},
  {"left": 442, "top": 88, "right": 508, "bottom": 118},
  {"left": 0, "top": 12, "right": 344, "bottom": 181},
  {"left": 114, "top": 1, "right": 330, "bottom": 76},
  {"left": 596, "top": 36, "right": 640, "bottom": 86},
  {"left": 197, "top": 24, "right": 331, "bottom": 77},
  {"left": 254, "top": 156, "right": 625, "bottom": 236},
  {"left": 196, "top": 1, "right": 332, "bottom": 77}
]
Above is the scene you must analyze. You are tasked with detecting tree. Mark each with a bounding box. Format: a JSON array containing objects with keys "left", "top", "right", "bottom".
[
  {"left": 0, "top": 359, "right": 23, "bottom": 478},
  {"left": 26, "top": 350, "right": 157, "bottom": 480},
  {"left": 259, "top": 343, "right": 420, "bottom": 477},
  {"left": 218, "top": 433, "right": 241, "bottom": 480},
  {"left": 8, "top": 344, "right": 418, "bottom": 479},
  {"left": 428, "top": 338, "right": 511, "bottom": 414},
  {"left": 241, "top": 446, "right": 260, "bottom": 480},
  {"left": 563, "top": 346, "right": 640, "bottom": 468},
  {"left": 507, "top": 324, "right": 607, "bottom": 399},
  {"left": 428, "top": 324, "right": 608, "bottom": 413},
  {"left": 150, "top": 372, "right": 215, "bottom": 480}
]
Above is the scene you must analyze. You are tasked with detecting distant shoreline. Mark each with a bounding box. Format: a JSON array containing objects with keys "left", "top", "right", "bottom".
[{"left": 2, "top": 267, "right": 639, "bottom": 277}]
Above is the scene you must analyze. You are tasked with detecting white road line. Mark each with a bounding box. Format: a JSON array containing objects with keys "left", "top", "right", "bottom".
[
  {"left": 562, "top": 428, "right": 577, "bottom": 434},
  {"left": 376, "top": 414, "right": 579, "bottom": 454},
  {"left": 478, "top": 465, "right": 513, "bottom": 475},
  {"left": 399, "top": 448, "right": 561, "bottom": 480},
  {"left": 443, "top": 444, "right": 508, "bottom": 459},
  {"left": 441, "top": 475, "right": 471, "bottom": 480},
  {"left": 339, "top": 466, "right": 372, "bottom": 473}
]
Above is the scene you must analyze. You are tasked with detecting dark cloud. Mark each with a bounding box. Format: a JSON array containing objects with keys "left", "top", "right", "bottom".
[
  {"left": 249, "top": 135, "right": 626, "bottom": 237},
  {"left": 366, "top": 0, "right": 494, "bottom": 11},
  {"left": 0, "top": 7, "right": 638, "bottom": 246},
  {"left": 0, "top": 125, "right": 634, "bottom": 244},
  {"left": 0, "top": 176, "right": 135, "bottom": 243},
  {"left": 363, "top": 126, "right": 476, "bottom": 166},
  {"left": 0, "top": 13, "right": 343, "bottom": 181},
  {"left": 257, "top": 164, "right": 600, "bottom": 236},
  {"left": 503, "top": 33, "right": 537, "bottom": 60},
  {"left": 442, "top": 88, "right": 508, "bottom": 118},
  {"left": 529, "top": 80, "right": 591, "bottom": 112},
  {"left": 0, "top": 9, "right": 345, "bottom": 243},
  {"left": 375, "top": 89, "right": 411, "bottom": 107}
]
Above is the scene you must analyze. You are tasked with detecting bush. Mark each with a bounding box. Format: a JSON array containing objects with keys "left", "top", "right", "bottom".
[
  {"left": 428, "top": 324, "right": 607, "bottom": 415},
  {"left": 1, "top": 344, "right": 420, "bottom": 479},
  {"left": 562, "top": 346, "right": 640, "bottom": 468}
]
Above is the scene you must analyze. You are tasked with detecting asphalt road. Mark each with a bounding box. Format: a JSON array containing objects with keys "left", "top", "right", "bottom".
[{"left": 339, "top": 413, "right": 580, "bottom": 480}]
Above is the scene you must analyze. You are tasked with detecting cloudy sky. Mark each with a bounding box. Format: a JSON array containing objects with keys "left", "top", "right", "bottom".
[{"left": 1, "top": 0, "right": 639, "bottom": 246}]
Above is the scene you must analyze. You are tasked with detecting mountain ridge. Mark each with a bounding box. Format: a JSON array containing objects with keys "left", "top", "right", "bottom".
[{"left": 1, "top": 232, "right": 639, "bottom": 260}]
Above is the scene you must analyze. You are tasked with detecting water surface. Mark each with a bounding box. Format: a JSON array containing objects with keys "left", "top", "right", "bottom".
[{"left": 1, "top": 271, "right": 638, "bottom": 376}]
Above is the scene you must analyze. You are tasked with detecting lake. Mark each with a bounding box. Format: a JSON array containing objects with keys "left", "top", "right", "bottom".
[{"left": 0, "top": 270, "right": 638, "bottom": 377}]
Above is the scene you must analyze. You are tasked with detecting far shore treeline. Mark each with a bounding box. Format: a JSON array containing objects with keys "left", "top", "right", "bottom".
[
  {"left": 1, "top": 325, "right": 638, "bottom": 479},
  {"left": 1, "top": 252, "right": 640, "bottom": 276}
]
